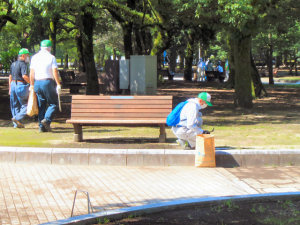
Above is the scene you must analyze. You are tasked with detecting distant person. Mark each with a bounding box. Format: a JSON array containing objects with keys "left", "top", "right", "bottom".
[
  {"left": 172, "top": 92, "right": 212, "bottom": 149},
  {"left": 9, "top": 48, "right": 31, "bottom": 128},
  {"left": 197, "top": 58, "right": 206, "bottom": 82},
  {"left": 205, "top": 58, "right": 213, "bottom": 72},
  {"left": 224, "top": 60, "right": 229, "bottom": 82},
  {"left": 30, "top": 40, "right": 61, "bottom": 132},
  {"left": 216, "top": 61, "right": 224, "bottom": 73}
]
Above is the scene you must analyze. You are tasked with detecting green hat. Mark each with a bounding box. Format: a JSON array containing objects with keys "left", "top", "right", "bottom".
[
  {"left": 40, "top": 39, "right": 52, "bottom": 47},
  {"left": 18, "top": 48, "right": 30, "bottom": 55},
  {"left": 198, "top": 92, "right": 212, "bottom": 106}
]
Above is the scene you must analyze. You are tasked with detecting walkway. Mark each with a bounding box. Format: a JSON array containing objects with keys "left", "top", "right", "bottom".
[{"left": 0, "top": 164, "right": 299, "bottom": 224}]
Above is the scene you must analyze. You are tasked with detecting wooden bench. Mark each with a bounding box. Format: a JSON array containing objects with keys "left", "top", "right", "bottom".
[
  {"left": 66, "top": 95, "right": 173, "bottom": 142},
  {"left": 59, "top": 70, "right": 86, "bottom": 94}
]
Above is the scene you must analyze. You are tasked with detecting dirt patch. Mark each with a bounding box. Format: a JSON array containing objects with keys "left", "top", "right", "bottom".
[{"left": 93, "top": 197, "right": 300, "bottom": 225}]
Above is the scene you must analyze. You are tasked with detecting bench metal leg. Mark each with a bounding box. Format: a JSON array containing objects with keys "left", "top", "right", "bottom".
[
  {"left": 159, "top": 124, "right": 166, "bottom": 143},
  {"left": 73, "top": 124, "right": 83, "bottom": 142}
]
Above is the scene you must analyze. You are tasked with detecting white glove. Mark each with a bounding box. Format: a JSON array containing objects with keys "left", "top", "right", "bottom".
[
  {"left": 56, "top": 85, "right": 61, "bottom": 94},
  {"left": 29, "top": 85, "right": 34, "bottom": 91}
]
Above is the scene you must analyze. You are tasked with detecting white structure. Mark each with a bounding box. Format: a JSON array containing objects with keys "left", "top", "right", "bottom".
[
  {"left": 130, "top": 55, "right": 157, "bottom": 95},
  {"left": 119, "top": 59, "right": 130, "bottom": 89}
]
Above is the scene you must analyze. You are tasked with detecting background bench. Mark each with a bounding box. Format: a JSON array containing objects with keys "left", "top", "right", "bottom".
[
  {"left": 59, "top": 70, "right": 86, "bottom": 93},
  {"left": 66, "top": 95, "right": 173, "bottom": 142}
]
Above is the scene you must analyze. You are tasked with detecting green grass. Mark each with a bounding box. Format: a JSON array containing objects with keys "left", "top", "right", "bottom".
[
  {"left": 277, "top": 76, "right": 300, "bottom": 81},
  {"left": 0, "top": 120, "right": 299, "bottom": 149}
]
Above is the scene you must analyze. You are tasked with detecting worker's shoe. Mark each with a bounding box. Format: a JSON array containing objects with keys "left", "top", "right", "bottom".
[
  {"left": 184, "top": 146, "right": 195, "bottom": 150},
  {"left": 39, "top": 127, "right": 46, "bottom": 133},
  {"left": 12, "top": 118, "right": 24, "bottom": 128},
  {"left": 176, "top": 139, "right": 187, "bottom": 147},
  {"left": 176, "top": 139, "right": 192, "bottom": 149},
  {"left": 41, "top": 119, "right": 51, "bottom": 132}
]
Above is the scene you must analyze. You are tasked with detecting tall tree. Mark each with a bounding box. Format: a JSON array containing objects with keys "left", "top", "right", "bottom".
[{"left": 0, "top": 0, "right": 17, "bottom": 32}]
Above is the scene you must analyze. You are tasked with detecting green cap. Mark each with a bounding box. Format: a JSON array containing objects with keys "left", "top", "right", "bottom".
[
  {"left": 198, "top": 92, "right": 212, "bottom": 106},
  {"left": 18, "top": 48, "right": 30, "bottom": 55},
  {"left": 40, "top": 39, "right": 52, "bottom": 47}
]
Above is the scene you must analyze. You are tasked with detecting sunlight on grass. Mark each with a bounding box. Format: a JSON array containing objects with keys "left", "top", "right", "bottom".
[{"left": 0, "top": 121, "right": 299, "bottom": 149}]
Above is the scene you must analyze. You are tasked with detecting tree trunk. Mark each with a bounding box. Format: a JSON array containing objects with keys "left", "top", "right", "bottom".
[
  {"left": 168, "top": 46, "right": 177, "bottom": 73},
  {"left": 227, "top": 37, "right": 235, "bottom": 88},
  {"left": 122, "top": 23, "right": 133, "bottom": 59},
  {"left": 250, "top": 51, "right": 267, "bottom": 97},
  {"left": 233, "top": 35, "right": 253, "bottom": 109},
  {"left": 99, "top": 44, "right": 105, "bottom": 67},
  {"left": 294, "top": 50, "right": 298, "bottom": 76},
  {"left": 64, "top": 54, "right": 69, "bottom": 69},
  {"left": 184, "top": 33, "right": 195, "bottom": 81},
  {"left": 178, "top": 49, "right": 184, "bottom": 70},
  {"left": 267, "top": 43, "right": 274, "bottom": 85},
  {"left": 134, "top": 27, "right": 143, "bottom": 55},
  {"left": 79, "top": 9, "right": 99, "bottom": 95},
  {"left": 49, "top": 16, "right": 59, "bottom": 56},
  {"left": 288, "top": 54, "right": 293, "bottom": 75},
  {"left": 75, "top": 34, "right": 86, "bottom": 72},
  {"left": 275, "top": 55, "right": 281, "bottom": 68}
]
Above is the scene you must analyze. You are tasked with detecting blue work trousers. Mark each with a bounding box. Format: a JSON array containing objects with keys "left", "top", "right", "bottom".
[
  {"left": 10, "top": 82, "right": 29, "bottom": 125},
  {"left": 34, "top": 79, "right": 58, "bottom": 128}
]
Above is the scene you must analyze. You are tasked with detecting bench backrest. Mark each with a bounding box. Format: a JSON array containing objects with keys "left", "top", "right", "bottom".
[
  {"left": 59, "top": 70, "right": 76, "bottom": 83},
  {"left": 70, "top": 95, "right": 173, "bottom": 122}
]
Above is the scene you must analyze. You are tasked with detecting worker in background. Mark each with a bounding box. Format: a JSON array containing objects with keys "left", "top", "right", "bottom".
[{"left": 9, "top": 48, "right": 31, "bottom": 128}]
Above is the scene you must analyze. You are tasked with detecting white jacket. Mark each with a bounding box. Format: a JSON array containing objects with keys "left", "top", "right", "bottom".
[{"left": 176, "top": 98, "right": 204, "bottom": 134}]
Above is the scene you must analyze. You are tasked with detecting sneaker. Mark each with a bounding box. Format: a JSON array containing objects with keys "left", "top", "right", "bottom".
[
  {"left": 176, "top": 139, "right": 186, "bottom": 147},
  {"left": 11, "top": 118, "right": 24, "bottom": 128},
  {"left": 184, "top": 146, "right": 195, "bottom": 150},
  {"left": 176, "top": 139, "right": 189, "bottom": 148},
  {"left": 41, "top": 119, "right": 51, "bottom": 132}
]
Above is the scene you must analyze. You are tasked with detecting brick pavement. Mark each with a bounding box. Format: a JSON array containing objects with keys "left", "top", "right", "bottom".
[{"left": 0, "top": 164, "right": 299, "bottom": 225}]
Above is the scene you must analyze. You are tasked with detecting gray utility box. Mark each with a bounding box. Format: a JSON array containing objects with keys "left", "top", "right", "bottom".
[
  {"left": 130, "top": 55, "right": 157, "bottom": 95},
  {"left": 119, "top": 59, "right": 130, "bottom": 90}
]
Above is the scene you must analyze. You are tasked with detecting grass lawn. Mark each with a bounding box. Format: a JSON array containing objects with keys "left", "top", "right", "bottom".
[{"left": 0, "top": 75, "right": 299, "bottom": 150}]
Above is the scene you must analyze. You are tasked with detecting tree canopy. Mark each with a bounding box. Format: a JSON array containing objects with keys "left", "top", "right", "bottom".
[{"left": 0, "top": 0, "right": 299, "bottom": 108}]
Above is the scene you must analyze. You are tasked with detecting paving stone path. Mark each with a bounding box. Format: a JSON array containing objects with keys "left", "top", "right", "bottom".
[{"left": 0, "top": 164, "right": 299, "bottom": 225}]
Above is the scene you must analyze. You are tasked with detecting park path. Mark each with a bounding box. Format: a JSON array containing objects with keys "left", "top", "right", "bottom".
[{"left": 0, "top": 164, "right": 299, "bottom": 225}]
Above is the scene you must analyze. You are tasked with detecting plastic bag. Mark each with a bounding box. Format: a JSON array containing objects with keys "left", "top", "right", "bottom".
[{"left": 27, "top": 89, "right": 39, "bottom": 117}]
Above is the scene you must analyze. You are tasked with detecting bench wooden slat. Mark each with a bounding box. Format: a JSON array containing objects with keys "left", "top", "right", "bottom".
[
  {"left": 72, "top": 99, "right": 172, "bottom": 105},
  {"left": 71, "top": 108, "right": 172, "bottom": 113},
  {"left": 66, "top": 119, "right": 166, "bottom": 124},
  {"left": 72, "top": 95, "right": 172, "bottom": 100},
  {"left": 72, "top": 104, "right": 172, "bottom": 109},
  {"left": 71, "top": 113, "right": 168, "bottom": 118}
]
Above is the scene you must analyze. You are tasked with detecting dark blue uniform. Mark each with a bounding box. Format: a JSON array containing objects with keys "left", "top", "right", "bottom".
[{"left": 10, "top": 60, "right": 29, "bottom": 127}]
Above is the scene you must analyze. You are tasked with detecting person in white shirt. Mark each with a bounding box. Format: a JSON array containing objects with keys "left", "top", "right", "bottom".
[
  {"left": 172, "top": 92, "right": 212, "bottom": 149},
  {"left": 30, "top": 40, "right": 61, "bottom": 132}
]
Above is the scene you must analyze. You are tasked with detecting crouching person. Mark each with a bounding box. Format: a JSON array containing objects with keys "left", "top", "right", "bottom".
[{"left": 172, "top": 92, "right": 212, "bottom": 149}]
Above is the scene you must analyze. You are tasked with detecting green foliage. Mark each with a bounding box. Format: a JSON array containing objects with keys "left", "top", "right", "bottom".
[{"left": 0, "top": 47, "right": 19, "bottom": 71}]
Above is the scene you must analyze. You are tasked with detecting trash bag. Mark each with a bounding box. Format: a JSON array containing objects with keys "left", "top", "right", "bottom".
[{"left": 27, "top": 89, "right": 39, "bottom": 117}]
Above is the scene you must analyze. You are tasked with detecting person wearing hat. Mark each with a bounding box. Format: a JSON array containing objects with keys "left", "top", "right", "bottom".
[
  {"left": 9, "top": 48, "right": 31, "bottom": 128},
  {"left": 30, "top": 40, "right": 61, "bottom": 132},
  {"left": 172, "top": 92, "right": 212, "bottom": 149}
]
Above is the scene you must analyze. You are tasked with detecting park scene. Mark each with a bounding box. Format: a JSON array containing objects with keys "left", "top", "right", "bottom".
[{"left": 0, "top": 0, "right": 299, "bottom": 224}]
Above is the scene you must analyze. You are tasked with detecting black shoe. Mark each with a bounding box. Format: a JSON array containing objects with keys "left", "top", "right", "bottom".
[
  {"left": 41, "top": 119, "right": 51, "bottom": 132},
  {"left": 39, "top": 127, "right": 46, "bottom": 133},
  {"left": 12, "top": 118, "right": 25, "bottom": 128}
]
